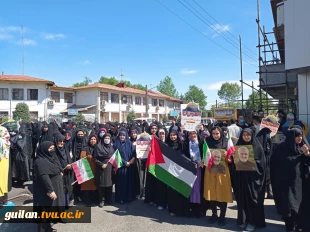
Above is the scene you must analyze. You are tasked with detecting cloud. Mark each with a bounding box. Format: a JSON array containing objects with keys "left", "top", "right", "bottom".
[
  {"left": 17, "top": 38, "right": 37, "bottom": 46},
  {"left": 81, "top": 60, "right": 90, "bottom": 65},
  {"left": 210, "top": 24, "right": 231, "bottom": 37},
  {"left": 0, "top": 34, "right": 13, "bottom": 40},
  {"left": 203, "top": 79, "right": 260, "bottom": 91},
  {"left": 0, "top": 26, "right": 21, "bottom": 33},
  {"left": 180, "top": 69, "right": 197, "bottom": 75},
  {"left": 41, "top": 33, "right": 66, "bottom": 40},
  {"left": 0, "top": 26, "right": 25, "bottom": 41}
]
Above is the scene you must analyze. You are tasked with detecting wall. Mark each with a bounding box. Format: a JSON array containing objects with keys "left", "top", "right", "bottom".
[
  {"left": 298, "top": 72, "right": 310, "bottom": 141},
  {"left": 47, "top": 89, "right": 75, "bottom": 115},
  {"left": 285, "top": 0, "right": 310, "bottom": 70},
  {"left": 0, "top": 82, "right": 47, "bottom": 119}
]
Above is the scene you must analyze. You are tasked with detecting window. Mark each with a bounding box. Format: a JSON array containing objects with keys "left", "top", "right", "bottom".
[
  {"left": 159, "top": 100, "right": 165, "bottom": 107},
  {"left": 143, "top": 97, "right": 147, "bottom": 105},
  {"left": 30, "top": 111, "right": 38, "bottom": 120},
  {"left": 64, "top": 92, "right": 73, "bottom": 103},
  {"left": 0, "top": 88, "right": 8, "bottom": 100},
  {"left": 135, "top": 96, "right": 141, "bottom": 105},
  {"left": 0, "top": 111, "right": 8, "bottom": 119},
  {"left": 174, "top": 102, "right": 180, "bottom": 109},
  {"left": 111, "top": 93, "right": 119, "bottom": 103},
  {"left": 121, "top": 95, "right": 132, "bottom": 104},
  {"left": 152, "top": 99, "right": 158, "bottom": 106},
  {"left": 12, "top": 88, "right": 24, "bottom": 100},
  {"left": 27, "top": 89, "right": 38, "bottom": 100},
  {"left": 51, "top": 91, "right": 60, "bottom": 103},
  {"left": 100, "top": 92, "right": 108, "bottom": 102}
]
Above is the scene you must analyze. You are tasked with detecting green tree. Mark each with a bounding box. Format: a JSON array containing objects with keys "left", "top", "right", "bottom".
[
  {"left": 245, "top": 90, "right": 276, "bottom": 114},
  {"left": 126, "top": 110, "right": 136, "bottom": 122},
  {"left": 75, "top": 113, "right": 85, "bottom": 123},
  {"left": 1, "top": 116, "right": 9, "bottom": 123},
  {"left": 162, "top": 115, "right": 168, "bottom": 123},
  {"left": 218, "top": 82, "right": 241, "bottom": 105},
  {"left": 13, "top": 103, "right": 31, "bottom": 122},
  {"left": 73, "top": 76, "right": 92, "bottom": 87},
  {"left": 184, "top": 85, "right": 207, "bottom": 110},
  {"left": 157, "top": 76, "right": 179, "bottom": 98},
  {"left": 99, "top": 76, "right": 146, "bottom": 90},
  {"left": 202, "top": 110, "right": 207, "bottom": 117},
  {"left": 179, "top": 93, "right": 184, "bottom": 101}
]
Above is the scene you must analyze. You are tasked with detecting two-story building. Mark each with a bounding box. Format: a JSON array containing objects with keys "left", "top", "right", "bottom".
[
  {"left": 0, "top": 73, "right": 182, "bottom": 123},
  {"left": 259, "top": 0, "right": 310, "bottom": 140}
]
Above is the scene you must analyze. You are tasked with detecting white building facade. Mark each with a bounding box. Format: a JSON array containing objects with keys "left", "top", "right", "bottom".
[{"left": 0, "top": 75, "right": 181, "bottom": 123}]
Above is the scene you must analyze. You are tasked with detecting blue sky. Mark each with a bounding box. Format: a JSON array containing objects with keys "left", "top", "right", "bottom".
[{"left": 0, "top": 0, "right": 275, "bottom": 109}]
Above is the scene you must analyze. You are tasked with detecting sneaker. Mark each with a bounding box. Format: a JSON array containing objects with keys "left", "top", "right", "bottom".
[
  {"left": 208, "top": 215, "right": 218, "bottom": 224},
  {"left": 246, "top": 224, "right": 255, "bottom": 231},
  {"left": 158, "top": 206, "right": 164, "bottom": 210},
  {"left": 99, "top": 202, "right": 104, "bottom": 208},
  {"left": 69, "top": 200, "right": 74, "bottom": 207},
  {"left": 218, "top": 217, "right": 226, "bottom": 226}
]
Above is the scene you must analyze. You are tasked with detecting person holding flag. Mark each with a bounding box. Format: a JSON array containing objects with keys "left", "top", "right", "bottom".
[
  {"left": 203, "top": 127, "right": 233, "bottom": 226},
  {"left": 93, "top": 133, "right": 115, "bottom": 208}
]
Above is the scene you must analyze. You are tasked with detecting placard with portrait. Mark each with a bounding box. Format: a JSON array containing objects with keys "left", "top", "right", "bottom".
[{"left": 233, "top": 145, "right": 256, "bottom": 171}]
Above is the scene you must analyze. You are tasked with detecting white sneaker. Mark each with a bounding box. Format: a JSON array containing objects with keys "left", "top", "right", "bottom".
[
  {"left": 246, "top": 224, "right": 255, "bottom": 231},
  {"left": 158, "top": 206, "right": 163, "bottom": 210}
]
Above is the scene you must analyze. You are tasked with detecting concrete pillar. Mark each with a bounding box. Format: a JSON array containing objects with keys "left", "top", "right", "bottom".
[
  {"left": 298, "top": 72, "right": 310, "bottom": 141},
  {"left": 108, "top": 112, "right": 112, "bottom": 121}
]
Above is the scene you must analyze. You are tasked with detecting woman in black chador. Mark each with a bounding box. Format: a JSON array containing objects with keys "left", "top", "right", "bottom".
[
  {"left": 233, "top": 128, "right": 266, "bottom": 231},
  {"left": 33, "top": 141, "right": 64, "bottom": 232},
  {"left": 271, "top": 127, "right": 309, "bottom": 232}
]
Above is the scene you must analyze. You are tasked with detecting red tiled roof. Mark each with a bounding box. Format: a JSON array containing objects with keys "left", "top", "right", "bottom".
[
  {"left": 75, "top": 83, "right": 182, "bottom": 102},
  {"left": 0, "top": 75, "right": 54, "bottom": 84}
]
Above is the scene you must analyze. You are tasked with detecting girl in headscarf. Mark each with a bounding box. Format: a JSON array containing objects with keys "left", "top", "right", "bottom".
[
  {"left": 204, "top": 127, "right": 233, "bottom": 226},
  {"left": 97, "top": 128, "right": 107, "bottom": 142},
  {"left": 114, "top": 130, "right": 135, "bottom": 204},
  {"left": 93, "top": 133, "right": 114, "bottom": 208},
  {"left": 39, "top": 124, "right": 54, "bottom": 144},
  {"left": 33, "top": 141, "right": 64, "bottom": 232},
  {"left": 221, "top": 126, "right": 229, "bottom": 139},
  {"left": 64, "top": 130, "right": 73, "bottom": 153},
  {"left": 234, "top": 128, "right": 266, "bottom": 231},
  {"left": 80, "top": 134, "right": 98, "bottom": 206},
  {"left": 54, "top": 133, "right": 73, "bottom": 208},
  {"left": 166, "top": 129, "right": 191, "bottom": 217},
  {"left": 0, "top": 126, "right": 10, "bottom": 206},
  {"left": 271, "top": 127, "right": 309, "bottom": 232},
  {"left": 71, "top": 129, "right": 87, "bottom": 203},
  {"left": 183, "top": 130, "right": 205, "bottom": 218},
  {"left": 144, "top": 124, "right": 158, "bottom": 204}
]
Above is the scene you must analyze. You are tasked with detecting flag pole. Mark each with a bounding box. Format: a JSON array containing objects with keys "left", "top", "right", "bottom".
[{"left": 71, "top": 180, "right": 78, "bottom": 186}]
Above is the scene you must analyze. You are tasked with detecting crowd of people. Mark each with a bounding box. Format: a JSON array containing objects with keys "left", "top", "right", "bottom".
[{"left": 0, "top": 109, "right": 309, "bottom": 232}]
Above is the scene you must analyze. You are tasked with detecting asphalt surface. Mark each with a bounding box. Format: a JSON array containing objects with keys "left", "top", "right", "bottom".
[{"left": 1, "top": 182, "right": 285, "bottom": 232}]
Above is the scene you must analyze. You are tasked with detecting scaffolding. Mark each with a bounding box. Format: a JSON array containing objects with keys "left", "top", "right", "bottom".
[{"left": 238, "top": 0, "right": 296, "bottom": 115}]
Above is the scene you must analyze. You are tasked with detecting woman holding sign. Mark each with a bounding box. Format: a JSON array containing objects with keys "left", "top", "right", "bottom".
[
  {"left": 204, "top": 127, "right": 233, "bottom": 226},
  {"left": 234, "top": 128, "right": 266, "bottom": 231}
]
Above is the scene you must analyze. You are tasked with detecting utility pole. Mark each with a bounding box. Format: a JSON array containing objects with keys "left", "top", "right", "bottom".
[
  {"left": 239, "top": 35, "right": 244, "bottom": 109},
  {"left": 21, "top": 25, "right": 24, "bottom": 75},
  {"left": 216, "top": 99, "right": 218, "bottom": 108}
]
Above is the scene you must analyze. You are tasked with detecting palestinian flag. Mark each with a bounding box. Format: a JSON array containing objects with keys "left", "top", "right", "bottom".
[
  {"left": 227, "top": 134, "right": 235, "bottom": 162},
  {"left": 109, "top": 149, "right": 123, "bottom": 169},
  {"left": 203, "top": 141, "right": 213, "bottom": 168},
  {"left": 71, "top": 157, "right": 94, "bottom": 184},
  {"left": 146, "top": 137, "right": 197, "bottom": 198}
]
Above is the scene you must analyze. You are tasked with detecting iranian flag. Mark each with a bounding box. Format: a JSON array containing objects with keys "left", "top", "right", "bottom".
[
  {"left": 203, "top": 141, "right": 213, "bottom": 168},
  {"left": 227, "top": 134, "right": 235, "bottom": 162},
  {"left": 146, "top": 137, "right": 197, "bottom": 198},
  {"left": 109, "top": 149, "right": 124, "bottom": 169},
  {"left": 71, "top": 157, "right": 94, "bottom": 184}
]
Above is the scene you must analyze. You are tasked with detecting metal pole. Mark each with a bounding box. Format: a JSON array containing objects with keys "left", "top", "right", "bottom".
[
  {"left": 216, "top": 99, "right": 218, "bottom": 108},
  {"left": 252, "top": 81, "right": 255, "bottom": 107},
  {"left": 257, "top": 0, "right": 262, "bottom": 110},
  {"left": 239, "top": 35, "right": 244, "bottom": 109}
]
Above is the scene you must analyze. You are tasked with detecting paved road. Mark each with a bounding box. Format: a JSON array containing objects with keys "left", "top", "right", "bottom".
[{"left": 1, "top": 183, "right": 285, "bottom": 232}]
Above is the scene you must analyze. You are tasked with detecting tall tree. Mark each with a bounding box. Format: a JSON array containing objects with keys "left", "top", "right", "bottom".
[
  {"left": 157, "top": 76, "right": 179, "bottom": 98},
  {"left": 245, "top": 90, "right": 276, "bottom": 114},
  {"left": 218, "top": 82, "right": 241, "bottom": 105},
  {"left": 184, "top": 85, "right": 207, "bottom": 110},
  {"left": 72, "top": 76, "right": 92, "bottom": 87},
  {"left": 99, "top": 76, "right": 146, "bottom": 90},
  {"left": 13, "top": 103, "right": 31, "bottom": 122}
]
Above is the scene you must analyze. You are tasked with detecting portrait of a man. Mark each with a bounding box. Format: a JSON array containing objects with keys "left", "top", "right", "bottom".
[
  {"left": 235, "top": 146, "right": 256, "bottom": 171},
  {"left": 210, "top": 149, "right": 226, "bottom": 174}
]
